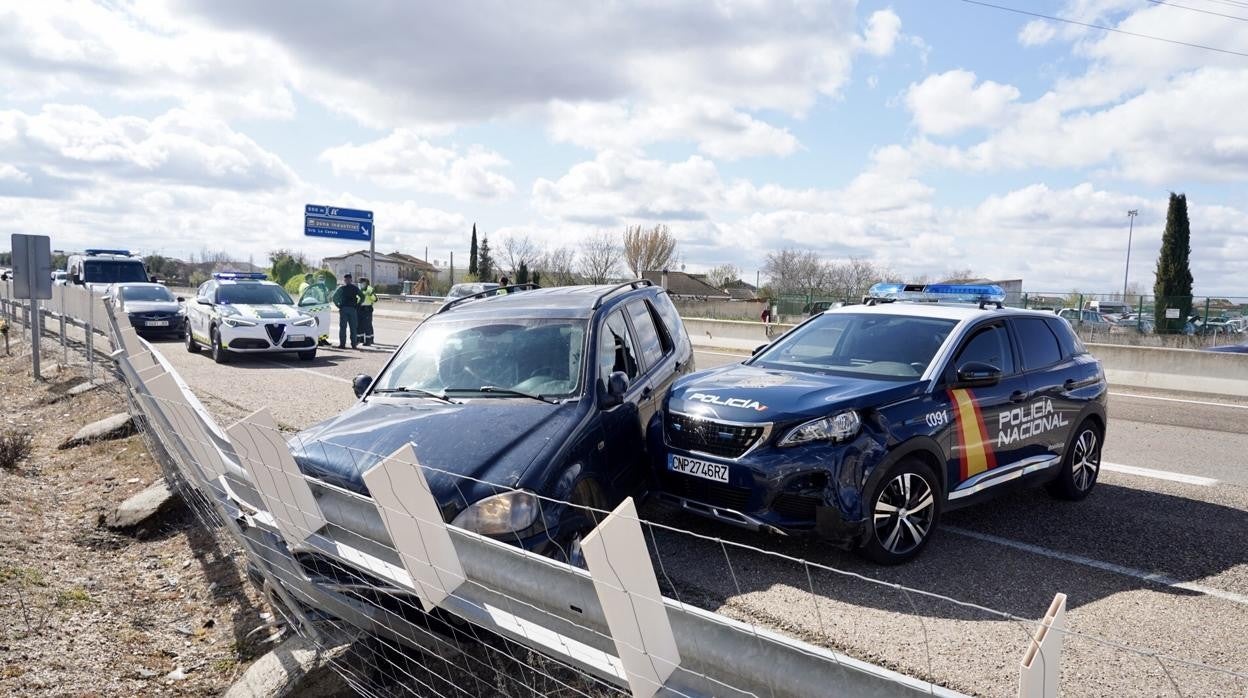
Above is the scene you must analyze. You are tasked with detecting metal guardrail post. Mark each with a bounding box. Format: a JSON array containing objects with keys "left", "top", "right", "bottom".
[{"left": 582, "top": 497, "right": 680, "bottom": 698}]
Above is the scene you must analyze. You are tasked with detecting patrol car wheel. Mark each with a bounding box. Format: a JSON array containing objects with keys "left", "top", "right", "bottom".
[
  {"left": 185, "top": 327, "right": 199, "bottom": 353},
  {"left": 210, "top": 327, "right": 230, "bottom": 364},
  {"left": 1047, "top": 421, "right": 1102, "bottom": 501},
  {"left": 859, "top": 459, "right": 940, "bottom": 565},
  {"left": 297, "top": 348, "right": 316, "bottom": 361}
]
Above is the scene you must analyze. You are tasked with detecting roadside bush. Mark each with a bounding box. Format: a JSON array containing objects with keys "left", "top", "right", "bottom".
[{"left": 0, "top": 429, "right": 33, "bottom": 470}]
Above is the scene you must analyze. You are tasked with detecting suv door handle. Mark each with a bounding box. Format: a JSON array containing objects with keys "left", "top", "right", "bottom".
[
  {"left": 1063, "top": 379, "right": 1077, "bottom": 391},
  {"left": 1009, "top": 390, "right": 1027, "bottom": 403}
]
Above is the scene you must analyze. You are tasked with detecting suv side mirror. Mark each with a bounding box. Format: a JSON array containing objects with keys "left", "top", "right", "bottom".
[
  {"left": 196, "top": 297, "right": 212, "bottom": 306},
  {"left": 955, "top": 361, "right": 1002, "bottom": 388},
  {"left": 603, "top": 371, "right": 629, "bottom": 407},
  {"left": 352, "top": 374, "right": 373, "bottom": 398}
]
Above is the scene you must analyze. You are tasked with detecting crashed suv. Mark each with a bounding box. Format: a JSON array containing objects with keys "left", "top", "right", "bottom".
[{"left": 290, "top": 280, "right": 694, "bottom": 562}]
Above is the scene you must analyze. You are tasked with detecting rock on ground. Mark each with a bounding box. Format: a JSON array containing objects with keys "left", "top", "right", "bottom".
[
  {"left": 106, "top": 478, "right": 179, "bottom": 530},
  {"left": 58, "top": 412, "right": 135, "bottom": 449},
  {"left": 222, "top": 629, "right": 358, "bottom": 698}
]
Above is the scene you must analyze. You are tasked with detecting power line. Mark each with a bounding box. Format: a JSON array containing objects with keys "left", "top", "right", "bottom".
[
  {"left": 957, "top": 0, "right": 1248, "bottom": 58},
  {"left": 1145, "top": 0, "right": 1248, "bottom": 22}
]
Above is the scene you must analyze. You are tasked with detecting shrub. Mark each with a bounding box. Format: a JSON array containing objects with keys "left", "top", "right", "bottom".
[{"left": 0, "top": 430, "right": 33, "bottom": 470}]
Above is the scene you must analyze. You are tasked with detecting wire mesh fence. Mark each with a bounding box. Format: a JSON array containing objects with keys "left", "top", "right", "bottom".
[{"left": 8, "top": 286, "right": 1248, "bottom": 697}]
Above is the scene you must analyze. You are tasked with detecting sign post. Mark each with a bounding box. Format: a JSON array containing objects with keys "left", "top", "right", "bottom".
[
  {"left": 304, "top": 204, "right": 375, "bottom": 283},
  {"left": 11, "top": 234, "right": 53, "bottom": 379}
]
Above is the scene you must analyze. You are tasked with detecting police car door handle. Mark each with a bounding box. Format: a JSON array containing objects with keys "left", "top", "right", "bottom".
[
  {"left": 641, "top": 386, "right": 653, "bottom": 399},
  {"left": 1009, "top": 390, "right": 1027, "bottom": 403},
  {"left": 1063, "top": 379, "right": 1077, "bottom": 392}
]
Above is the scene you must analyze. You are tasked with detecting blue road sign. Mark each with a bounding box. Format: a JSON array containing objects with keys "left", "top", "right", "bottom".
[{"left": 305, "top": 204, "right": 374, "bottom": 241}]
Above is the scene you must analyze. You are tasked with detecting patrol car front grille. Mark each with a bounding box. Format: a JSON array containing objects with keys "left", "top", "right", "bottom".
[
  {"left": 265, "top": 323, "right": 285, "bottom": 344},
  {"left": 666, "top": 413, "right": 766, "bottom": 459}
]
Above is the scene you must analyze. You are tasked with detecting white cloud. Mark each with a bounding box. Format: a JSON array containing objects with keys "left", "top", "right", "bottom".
[
  {"left": 858, "top": 10, "right": 902, "bottom": 57},
  {"left": 1018, "top": 20, "right": 1056, "bottom": 47},
  {"left": 905, "top": 70, "right": 1021, "bottom": 136},
  {"left": 320, "top": 130, "right": 515, "bottom": 202},
  {"left": 532, "top": 151, "right": 723, "bottom": 224}
]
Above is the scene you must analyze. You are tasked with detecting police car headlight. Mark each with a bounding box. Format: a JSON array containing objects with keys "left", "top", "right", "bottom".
[
  {"left": 451, "top": 490, "right": 540, "bottom": 536},
  {"left": 778, "top": 411, "right": 861, "bottom": 447},
  {"left": 223, "top": 317, "right": 257, "bottom": 328},
  {"left": 292, "top": 315, "right": 316, "bottom": 327}
]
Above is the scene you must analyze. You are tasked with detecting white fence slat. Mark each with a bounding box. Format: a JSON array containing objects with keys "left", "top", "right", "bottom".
[
  {"left": 360, "top": 443, "right": 466, "bottom": 608},
  {"left": 145, "top": 371, "right": 230, "bottom": 479},
  {"left": 225, "top": 408, "right": 326, "bottom": 543},
  {"left": 581, "top": 497, "right": 680, "bottom": 698},
  {"left": 1019, "top": 593, "right": 1067, "bottom": 698}
]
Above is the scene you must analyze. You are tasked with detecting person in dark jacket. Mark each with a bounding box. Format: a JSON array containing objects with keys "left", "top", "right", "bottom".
[{"left": 332, "top": 274, "right": 362, "bottom": 349}]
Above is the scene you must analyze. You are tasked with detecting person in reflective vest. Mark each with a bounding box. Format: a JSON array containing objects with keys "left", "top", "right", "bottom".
[{"left": 358, "top": 277, "right": 377, "bottom": 346}]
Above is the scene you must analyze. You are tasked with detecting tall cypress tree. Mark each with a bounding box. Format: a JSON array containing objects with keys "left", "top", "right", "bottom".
[
  {"left": 468, "top": 224, "right": 479, "bottom": 277},
  {"left": 478, "top": 234, "right": 494, "bottom": 281},
  {"left": 516, "top": 261, "right": 529, "bottom": 284},
  {"left": 1153, "top": 193, "right": 1194, "bottom": 333}
]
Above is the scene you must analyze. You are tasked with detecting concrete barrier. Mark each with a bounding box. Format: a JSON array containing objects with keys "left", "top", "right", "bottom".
[
  {"left": 682, "top": 317, "right": 797, "bottom": 352},
  {"left": 1086, "top": 342, "right": 1248, "bottom": 397}
]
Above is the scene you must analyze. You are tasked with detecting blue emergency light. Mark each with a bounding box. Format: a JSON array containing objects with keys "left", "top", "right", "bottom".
[
  {"left": 867, "top": 282, "right": 1006, "bottom": 307},
  {"left": 212, "top": 271, "right": 269, "bottom": 281},
  {"left": 85, "top": 249, "right": 132, "bottom": 256}
]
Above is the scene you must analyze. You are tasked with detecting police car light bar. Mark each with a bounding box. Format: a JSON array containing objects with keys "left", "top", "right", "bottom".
[
  {"left": 212, "top": 271, "right": 269, "bottom": 280},
  {"left": 84, "top": 248, "right": 132, "bottom": 256},
  {"left": 867, "top": 282, "right": 1007, "bottom": 306}
]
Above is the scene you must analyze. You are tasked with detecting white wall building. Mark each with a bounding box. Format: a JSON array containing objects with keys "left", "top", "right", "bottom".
[{"left": 321, "top": 250, "right": 401, "bottom": 285}]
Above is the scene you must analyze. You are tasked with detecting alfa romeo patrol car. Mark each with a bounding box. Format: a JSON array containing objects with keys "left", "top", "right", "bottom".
[
  {"left": 657, "top": 283, "right": 1107, "bottom": 564},
  {"left": 185, "top": 272, "right": 319, "bottom": 363}
]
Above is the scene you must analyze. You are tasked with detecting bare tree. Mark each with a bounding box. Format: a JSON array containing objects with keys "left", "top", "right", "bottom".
[
  {"left": 536, "top": 246, "right": 578, "bottom": 286},
  {"left": 763, "top": 248, "right": 827, "bottom": 296},
  {"left": 705, "top": 263, "right": 741, "bottom": 290},
  {"left": 578, "top": 231, "right": 622, "bottom": 284},
  {"left": 499, "top": 234, "right": 541, "bottom": 276},
  {"left": 622, "top": 224, "right": 678, "bottom": 277}
]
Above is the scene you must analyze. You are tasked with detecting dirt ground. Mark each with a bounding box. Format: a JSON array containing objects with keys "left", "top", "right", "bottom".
[{"left": 0, "top": 353, "right": 276, "bottom": 696}]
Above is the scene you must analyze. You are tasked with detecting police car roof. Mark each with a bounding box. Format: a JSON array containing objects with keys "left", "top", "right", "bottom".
[
  {"left": 825, "top": 302, "right": 1051, "bottom": 322},
  {"left": 438, "top": 284, "right": 654, "bottom": 319}
]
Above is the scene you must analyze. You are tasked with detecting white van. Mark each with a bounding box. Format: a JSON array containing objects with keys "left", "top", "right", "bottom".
[{"left": 66, "top": 249, "right": 149, "bottom": 293}]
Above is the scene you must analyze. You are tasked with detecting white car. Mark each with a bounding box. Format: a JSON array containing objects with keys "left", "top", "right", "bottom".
[{"left": 185, "top": 272, "right": 318, "bottom": 363}]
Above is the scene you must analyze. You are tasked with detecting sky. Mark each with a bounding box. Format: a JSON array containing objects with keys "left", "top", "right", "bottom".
[{"left": 0, "top": 0, "right": 1245, "bottom": 295}]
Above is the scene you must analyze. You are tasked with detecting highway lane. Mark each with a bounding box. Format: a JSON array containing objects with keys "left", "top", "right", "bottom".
[{"left": 144, "top": 308, "right": 1248, "bottom": 695}]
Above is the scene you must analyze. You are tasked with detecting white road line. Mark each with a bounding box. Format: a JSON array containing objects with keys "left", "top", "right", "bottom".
[
  {"left": 694, "top": 349, "right": 749, "bottom": 358},
  {"left": 1109, "top": 391, "right": 1248, "bottom": 410},
  {"left": 945, "top": 526, "right": 1248, "bottom": 607},
  {"left": 266, "top": 360, "right": 352, "bottom": 384},
  {"left": 1101, "top": 462, "right": 1220, "bottom": 486}
]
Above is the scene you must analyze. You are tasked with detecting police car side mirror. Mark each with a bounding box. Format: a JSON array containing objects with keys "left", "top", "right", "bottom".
[
  {"left": 196, "top": 297, "right": 212, "bottom": 306},
  {"left": 955, "top": 361, "right": 1002, "bottom": 388},
  {"left": 176, "top": 296, "right": 185, "bottom": 302},
  {"left": 352, "top": 374, "right": 373, "bottom": 398},
  {"left": 603, "top": 371, "right": 629, "bottom": 407}
]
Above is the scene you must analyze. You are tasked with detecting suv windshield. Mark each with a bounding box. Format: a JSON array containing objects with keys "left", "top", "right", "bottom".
[
  {"left": 376, "top": 317, "right": 587, "bottom": 398},
  {"left": 216, "top": 283, "right": 293, "bottom": 306},
  {"left": 752, "top": 312, "right": 957, "bottom": 380},
  {"left": 84, "top": 260, "right": 147, "bottom": 284},
  {"left": 120, "top": 285, "right": 175, "bottom": 302}
]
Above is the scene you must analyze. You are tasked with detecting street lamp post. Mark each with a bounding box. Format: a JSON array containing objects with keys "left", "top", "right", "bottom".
[{"left": 1123, "top": 209, "right": 1138, "bottom": 300}]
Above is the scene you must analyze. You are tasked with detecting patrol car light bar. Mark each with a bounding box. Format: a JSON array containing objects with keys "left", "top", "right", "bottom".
[
  {"left": 84, "top": 248, "right": 132, "bottom": 256},
  {"left": 867, "top": 282, "right": 1006, "bottom": 305},
  {"left": 212, "top": 272, "right": 269, "bottom": 280}
]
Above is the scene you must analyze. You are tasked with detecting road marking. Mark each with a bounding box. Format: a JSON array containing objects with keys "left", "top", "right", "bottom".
[
  {"left": 694, "top": 349, "right": 749, "bottom": 358},
  {"left": 266, "top": 360, "right": 352, "bottom": 384},
  {"left": 1109, "top": 391, "right": 1248, "bottom": 410},
  {"left": 946, "top": 526, "right": 1248, "bottom": 607},
  {"left": 1101, "top": 462, "right": 1219, "bottom": 486}
]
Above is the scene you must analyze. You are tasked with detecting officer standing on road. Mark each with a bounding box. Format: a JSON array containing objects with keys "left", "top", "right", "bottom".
[
  {"left": 497, "top": 275, "right": 510, "bottom": 295},
  {"left": 357, "top": 277, "right": 377, "bottom": 346},
  {"left": 332, "top": 273, "right": 362, "bottom": 349},
  {"left": 298, "top": 273, "right": 313, "bottom": 296}
]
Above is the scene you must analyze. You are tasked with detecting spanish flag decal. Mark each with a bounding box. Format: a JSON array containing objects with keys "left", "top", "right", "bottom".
[{"left": 948, "top": 388, "right": 997, "bottom": 480}]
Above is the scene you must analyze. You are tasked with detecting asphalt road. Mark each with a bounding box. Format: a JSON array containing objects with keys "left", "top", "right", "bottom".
[{"left": 141, "top": 308, "right": 1248, "bottom": 697}]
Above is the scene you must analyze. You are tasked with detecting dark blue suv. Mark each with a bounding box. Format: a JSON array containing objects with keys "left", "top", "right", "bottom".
[
  {"left": 290, "top": 281, "right": 693, "bottom": 562},
  {"left": 656, "top": 284, "right": 1107, "bottom": 564}
]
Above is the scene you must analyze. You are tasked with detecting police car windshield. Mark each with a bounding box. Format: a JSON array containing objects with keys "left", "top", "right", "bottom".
[
  {"left": 752, "top": 313, "right": 957, "bottom": 380},
  {"left": 119, "top": 285, "right": 175, "bottom": 302},
  {"left": 216, "top": 283, "right": 293, "bottom": 306},
  {"left": 84, "top": 260, "right": 147, "bottom": 284},
  {"left": 375, "top": 317, "right": 587, "bottom": 398}
]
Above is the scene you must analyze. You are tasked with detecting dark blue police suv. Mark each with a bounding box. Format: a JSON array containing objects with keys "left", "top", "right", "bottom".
[
  {"left": 290, "top": 281, "right": 693, "bottom": 563},
  {"left": 656, "top": 284, "right": 1107, "bottom": 564}
]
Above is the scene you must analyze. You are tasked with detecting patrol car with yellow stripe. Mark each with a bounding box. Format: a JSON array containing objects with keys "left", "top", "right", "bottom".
[
  {"left": 185, "top": 272, "right": 319, "bottom": 364},
  {"left": 656, "top": 283, "right": 1107, "bottom": 564}
]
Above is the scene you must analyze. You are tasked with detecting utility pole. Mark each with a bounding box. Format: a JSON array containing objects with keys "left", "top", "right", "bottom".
[{"left": 1123, "top": 209, "right": 1138, "bottom": 300}]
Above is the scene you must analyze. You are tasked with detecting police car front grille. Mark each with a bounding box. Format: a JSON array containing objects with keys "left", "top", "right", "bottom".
[
  {"left": 666, "top": 413, "right": 765, "bottom": 459},
  {"left": 664, "top": 475, "right": 751, "bottom": 511},
  {"left": 770, "top": 493, "right": 820, "bottom": 521}
]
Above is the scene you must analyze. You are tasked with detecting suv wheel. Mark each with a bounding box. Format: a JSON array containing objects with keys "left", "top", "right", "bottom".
[
  {"left": 553, "top": 479, "right": 606, "bottom": 569},
  {"left": 185, "top": 327, "right": 199, "bottom": 353},
  {"left": 1047, "top": 421, "right": 1102, "bottom": 501},
  {"left": 858, "top": 458, "right": 940, "bottom": 565},
  {"left": 211, "top": 327, "right": 230, "bottom": 364}
]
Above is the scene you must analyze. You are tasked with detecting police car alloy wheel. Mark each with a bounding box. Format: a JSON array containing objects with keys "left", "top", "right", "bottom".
[
  {"left": 860, "top": 459, "right": 941, "bottom": 565},
  {"left": 185, "top": 326, "right": 200, "bottom": 353},
  {"left": 211, "top": 327, "right": 230, "bottom": 364},
  {"left": 1047, "top": 421, "right": 1103, "bottom": 501}
]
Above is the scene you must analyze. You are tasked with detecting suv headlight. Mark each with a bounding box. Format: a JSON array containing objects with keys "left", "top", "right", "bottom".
[
  {"left": 223, "top": 317, "right": 257, "bottom": 328},
  {"left": 778, "top": 411, "right": 861, "bottom": 447},
  {"left": 292, "top": 315, "right": 316, "bottom": 327},
  {"left": 451, "top": 490, "right": 540, "bottom": 536}
]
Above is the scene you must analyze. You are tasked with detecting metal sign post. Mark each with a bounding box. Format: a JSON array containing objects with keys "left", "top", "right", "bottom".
[{"left": 11, "top": 234, "right": 53, "bottom": 379}]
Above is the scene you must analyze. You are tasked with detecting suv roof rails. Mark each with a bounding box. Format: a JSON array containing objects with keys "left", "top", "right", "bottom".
[
  {"left": 592, "top": 279, "right": 653, "bottom": 309},
  {"left": 437, "top": 283, "right": 541, "bottom": 314}
]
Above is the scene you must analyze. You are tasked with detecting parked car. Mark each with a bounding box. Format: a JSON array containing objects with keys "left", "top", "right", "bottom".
[
  {"left": 184, "top": 272, "right": 318, "bottom": 363},
  {"left": 445, "top": 282, "right": 500, "bottom": 301},
  {"left": 66, "top": 249, "right": 149, "bottom": 293},
  {"left": 109, "top": 282, "right": 186, "bottom": 338},
  {"left": 1058, "top": 308, "right": 1112, "bottom": 329},
  {"left": 655, "top": 282, "right": 1107, "bottom": 564},
  {"left": 290, "top": 280, "right": 694, "bottom": 564}
]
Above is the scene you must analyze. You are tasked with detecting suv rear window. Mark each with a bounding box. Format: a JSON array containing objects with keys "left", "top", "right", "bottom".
[
  {"left": 650, "top": 292, "right": 688, "bottom": 348},
  {"left": 1045, "top": 317, "right": 1085, "bottom": 357},
  {"left": 1014, "top": 318, "right": 1063, "bottom": 369}
]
